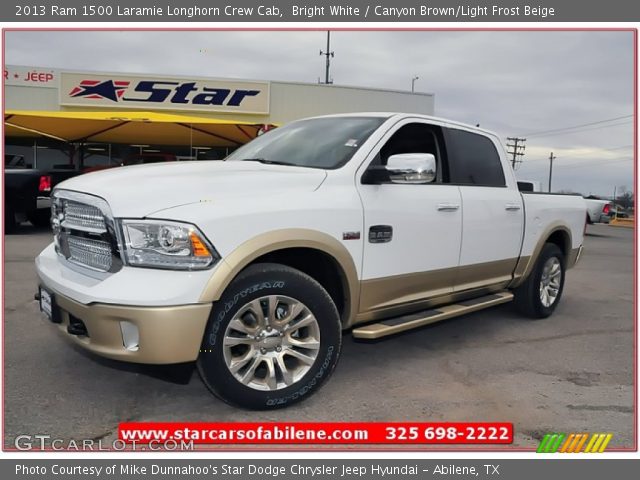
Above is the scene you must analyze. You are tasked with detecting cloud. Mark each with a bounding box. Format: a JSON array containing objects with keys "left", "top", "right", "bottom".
[{"left": 5, "top": 30, "right": 634, "bottom": 196}]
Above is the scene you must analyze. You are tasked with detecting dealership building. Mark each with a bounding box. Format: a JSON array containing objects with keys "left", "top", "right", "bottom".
[{"left": 4, "top": 65, "right": 435, "bottom": 170}]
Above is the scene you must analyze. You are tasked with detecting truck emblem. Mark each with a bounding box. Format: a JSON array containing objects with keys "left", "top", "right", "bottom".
[{"left": 368, "top": 225, "right": 393, "bottom": 243}]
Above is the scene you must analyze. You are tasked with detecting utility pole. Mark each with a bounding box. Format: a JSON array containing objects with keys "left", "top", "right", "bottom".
[
  {"left": 319, "top": 31, "right": 334, "bottom": 84},
  {"left": 506, "top": 137, "right": 526, "bottom": 169},
  {"left": 548, "top": 152, "right": 555, "bottom": 193},
  {"left": 411, "top": 75, "right": 419, "bottom": 93}
]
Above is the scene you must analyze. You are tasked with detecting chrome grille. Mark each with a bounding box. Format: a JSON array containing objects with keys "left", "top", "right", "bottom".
[
  {"left": 61, "top": 200, "right": 107, "bottom": 233},
  {"left": 52, "top": 190, "right": 121, "bottom": 273},
  {"left": 66, "top": 235, "right": 113, "bottom": 271}
]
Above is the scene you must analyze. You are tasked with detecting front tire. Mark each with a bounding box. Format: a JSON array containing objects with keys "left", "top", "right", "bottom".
[
  {"left": 197, "top": 263, "right": 342, "bottom": 409},
  {"left": 514, "top": 243, "right": 566, "bottom": 319}
]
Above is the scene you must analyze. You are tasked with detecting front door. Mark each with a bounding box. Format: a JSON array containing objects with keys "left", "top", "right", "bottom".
[{"left": 356, "top": 120, "right": 463, "bottom": 314}]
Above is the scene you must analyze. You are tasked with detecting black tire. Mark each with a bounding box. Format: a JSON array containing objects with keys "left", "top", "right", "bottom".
[
  {"left": 27, "top": 209, "right": 51, "bottom": 229},
  {"left": 197, "top": 263, "right": 342, "bottom": 410},
  {"left": 514, "top": 243, "right": 566, "bottom": 319}
]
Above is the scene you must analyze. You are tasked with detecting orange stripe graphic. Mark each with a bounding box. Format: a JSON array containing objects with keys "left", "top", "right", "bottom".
[
  {"left": 573, "top": 433, "right": 589, "bottom": 453},
  {"left": 559, "top": 433, "right": 575, "bottom": 453},
  {"left": 567, "top": 433, "right": 581, "bottom": 453}
]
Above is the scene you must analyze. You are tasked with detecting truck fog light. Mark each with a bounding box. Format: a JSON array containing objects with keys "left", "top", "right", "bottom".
[{"left": 120, "top": 321, "right": 140, "bottom": 351}]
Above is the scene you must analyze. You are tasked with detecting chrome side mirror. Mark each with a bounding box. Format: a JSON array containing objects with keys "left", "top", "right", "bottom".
[{"left": 385, "top": 153, "right": 437, "bottom": 184}]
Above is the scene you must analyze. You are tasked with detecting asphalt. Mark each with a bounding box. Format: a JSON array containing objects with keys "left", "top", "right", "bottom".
[{"left": 3, "top": 223, "right": 635, "bottom": 450}]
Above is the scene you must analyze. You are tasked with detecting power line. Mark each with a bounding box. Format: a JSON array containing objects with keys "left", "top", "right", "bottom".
[
  {"left": 521, "top": 156, "right": 632, "bottom": 171},
  {"left": 552, "top": 157, "right": 632, "bottom": 169},
  {"left": 526, "top": 120, "right": 632, "bottom": 139},
  {"left": 523, "top": 144, "right": 633, "bottom": 163},
  {"left": 519, "top": 114, "right": 633, "bottom": 138}
]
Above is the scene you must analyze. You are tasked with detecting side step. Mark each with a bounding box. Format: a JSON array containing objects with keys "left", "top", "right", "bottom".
[{"left": 352, "top": 291, "right": 514, "bottom": 340}]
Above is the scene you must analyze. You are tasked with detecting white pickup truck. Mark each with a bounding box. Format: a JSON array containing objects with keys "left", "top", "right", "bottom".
[
  {"left": 36, "top": 113, "right": 587, "bottom": 409},
  {"left": 584, "top": 197, "right": 613, "bottom": 224}
]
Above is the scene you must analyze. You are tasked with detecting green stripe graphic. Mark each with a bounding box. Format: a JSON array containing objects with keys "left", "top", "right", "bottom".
[
  {"left": 537, "top": 433, "right": 567, "bottom": 453},
  {"left": 537, "top": 434, "right": 553, "bottom": 453},
  {"left": 549, "top": 433, "right": 566, "bottom": 453}
]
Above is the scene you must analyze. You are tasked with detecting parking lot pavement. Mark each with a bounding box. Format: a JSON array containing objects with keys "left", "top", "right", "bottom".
[{"left": 3, "top": 223, "right": 635, "bottom": 449}]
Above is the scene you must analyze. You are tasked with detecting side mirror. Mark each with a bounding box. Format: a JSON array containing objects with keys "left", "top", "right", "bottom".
[{"left": 385, "top": 153, "right": 437, "bottom": 184}]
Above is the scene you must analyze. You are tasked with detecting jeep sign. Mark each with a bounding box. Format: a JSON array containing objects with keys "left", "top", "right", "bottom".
[{"left": 60, "top": 72, "right": 270, "bottom": 114}]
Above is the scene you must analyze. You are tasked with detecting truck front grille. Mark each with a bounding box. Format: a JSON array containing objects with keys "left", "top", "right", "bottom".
[
  {"left": 66, "top": 235, "right": 113, "bottom": 271},
  {"left": 52, "top": 191, "right": 122, "bottom": 273},
  {"left": 62, "top": 201, "right": 107, "bottom": 233}
]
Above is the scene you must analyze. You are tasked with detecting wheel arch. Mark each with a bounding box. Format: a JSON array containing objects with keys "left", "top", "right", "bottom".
[
  {"left": 198, "top": 229, "right": 360, "bottom": 327},
  {"left": 510, "top": 224, "right": 572, "bottom": 288}
]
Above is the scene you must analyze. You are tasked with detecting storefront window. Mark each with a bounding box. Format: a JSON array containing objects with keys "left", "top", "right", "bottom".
[{"left": 5, "top": 136, "right": 241, "bottom": 172}]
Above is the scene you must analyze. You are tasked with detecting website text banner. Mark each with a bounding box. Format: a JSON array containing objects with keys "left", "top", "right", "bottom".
[
  {"left": 4, "top": 0, "right": 640, "bottom": 22},
  {"left": 117, "top": 422, "right": 513, "bottom": 444},
  {"left": 4, "top": 460, "right": 640, "bottom": 479}
]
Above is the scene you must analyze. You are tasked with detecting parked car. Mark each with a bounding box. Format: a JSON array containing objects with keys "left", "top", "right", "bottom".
[
  {"left": 584, "top": 197, "right": 613, "bottom": 224},
  {"left": 4, "top": 154, "right": 77, "bottom": 232},
  {"left": 600, "top": 206, "right": 630, "bottom": 223},
  {"left": 35, "top": 113, "right": 586, "bottom": 409}
]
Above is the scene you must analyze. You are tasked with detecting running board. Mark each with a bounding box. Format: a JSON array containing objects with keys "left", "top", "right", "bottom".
[{"left": 352, "top": 291, "right": 514, "bottom": 340}]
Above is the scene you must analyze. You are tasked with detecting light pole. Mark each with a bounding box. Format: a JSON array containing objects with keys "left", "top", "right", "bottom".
[
  {"left": 411, "top": 76, "right": 419, "bottom": 93},
  {"left": 319, "top": 31, "right": 334, "bottom": 84}
]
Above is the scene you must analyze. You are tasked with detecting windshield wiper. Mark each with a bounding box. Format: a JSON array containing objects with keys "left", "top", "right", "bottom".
[{"left": 240, "top": 158, "right": 293, "bottom": 166}]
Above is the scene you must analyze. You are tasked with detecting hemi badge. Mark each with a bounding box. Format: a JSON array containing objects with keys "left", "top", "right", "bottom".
[{"left": 343, "top": 231, "right": 361, "bottom": 241}]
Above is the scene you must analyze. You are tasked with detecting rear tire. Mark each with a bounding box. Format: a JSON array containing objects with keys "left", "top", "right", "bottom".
[
  {"left": 197, "top": 263, "right": 342, "bottom": 409},
  {"left": 514, "top": 243, "right": 566, "bottom": 319}
]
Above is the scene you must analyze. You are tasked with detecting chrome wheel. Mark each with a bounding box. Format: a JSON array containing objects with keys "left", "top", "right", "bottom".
[
  {"left": 222, "top": 295, "right": 321, "bottom": 391},
  {"left": 539, "top": 257, "right": 562, "bottom": 308}
]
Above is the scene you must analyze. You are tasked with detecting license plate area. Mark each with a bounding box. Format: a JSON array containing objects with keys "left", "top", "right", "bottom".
[{"left": 39, "top": 287, "right": 61, "bottom": 323}]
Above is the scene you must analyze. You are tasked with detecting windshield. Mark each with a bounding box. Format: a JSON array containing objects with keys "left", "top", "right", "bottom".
[{"left": 225, "top": 116, "right": 387, "bottom": 169}]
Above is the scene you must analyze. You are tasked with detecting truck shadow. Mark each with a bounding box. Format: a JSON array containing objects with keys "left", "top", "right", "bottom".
[{"left": 68, "top": 343, "right": 196, "bottom": 385}]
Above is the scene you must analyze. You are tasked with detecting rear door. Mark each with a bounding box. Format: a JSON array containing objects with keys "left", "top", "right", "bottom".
[
  {"left": 356, "top": 120, "right": 463, "bottom": 314},
  {"left": 443, "top": 127, "right": 524, "bottom": 291}
]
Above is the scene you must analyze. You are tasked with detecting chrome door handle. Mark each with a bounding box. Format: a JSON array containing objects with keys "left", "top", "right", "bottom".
[
  {"left": 505, "top": 203, "right": 522, "bottom": 211},
  {"left": 437, "top": 203, "right": 460, "bottom": 211}
]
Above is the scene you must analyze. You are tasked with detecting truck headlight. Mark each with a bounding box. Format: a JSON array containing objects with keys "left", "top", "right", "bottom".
[{"left": 120, "top": 219, "right": 218, "bottom": 270}]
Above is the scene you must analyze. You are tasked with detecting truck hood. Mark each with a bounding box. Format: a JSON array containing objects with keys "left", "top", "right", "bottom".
[{"left": 56, "top": 161, "right": 327, "bottom": 217}]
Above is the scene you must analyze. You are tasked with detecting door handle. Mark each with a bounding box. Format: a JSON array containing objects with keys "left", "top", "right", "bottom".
[
  {"left": 437, "top": 203, "right": 460, "bottom": 211},
  {"left": 505, "top": 203, "right": 522, "bottom": 211}
]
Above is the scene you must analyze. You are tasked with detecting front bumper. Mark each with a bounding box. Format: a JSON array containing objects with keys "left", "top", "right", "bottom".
[
  {"left": 39, "top": 286, "right": 212, "bottom": 364},
  {"left": 36, "top": 242, "right": 214, "bottom": 364}
]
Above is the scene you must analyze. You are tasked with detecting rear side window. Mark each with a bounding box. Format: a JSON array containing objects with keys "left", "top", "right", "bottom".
[{"left": 445, "top": 128, "right": 506, "bottom": 187}]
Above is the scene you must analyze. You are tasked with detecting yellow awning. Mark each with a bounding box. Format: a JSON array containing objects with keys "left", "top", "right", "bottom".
[{"left": 4, "top": 110, "right": 268, "bottom": 147}]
